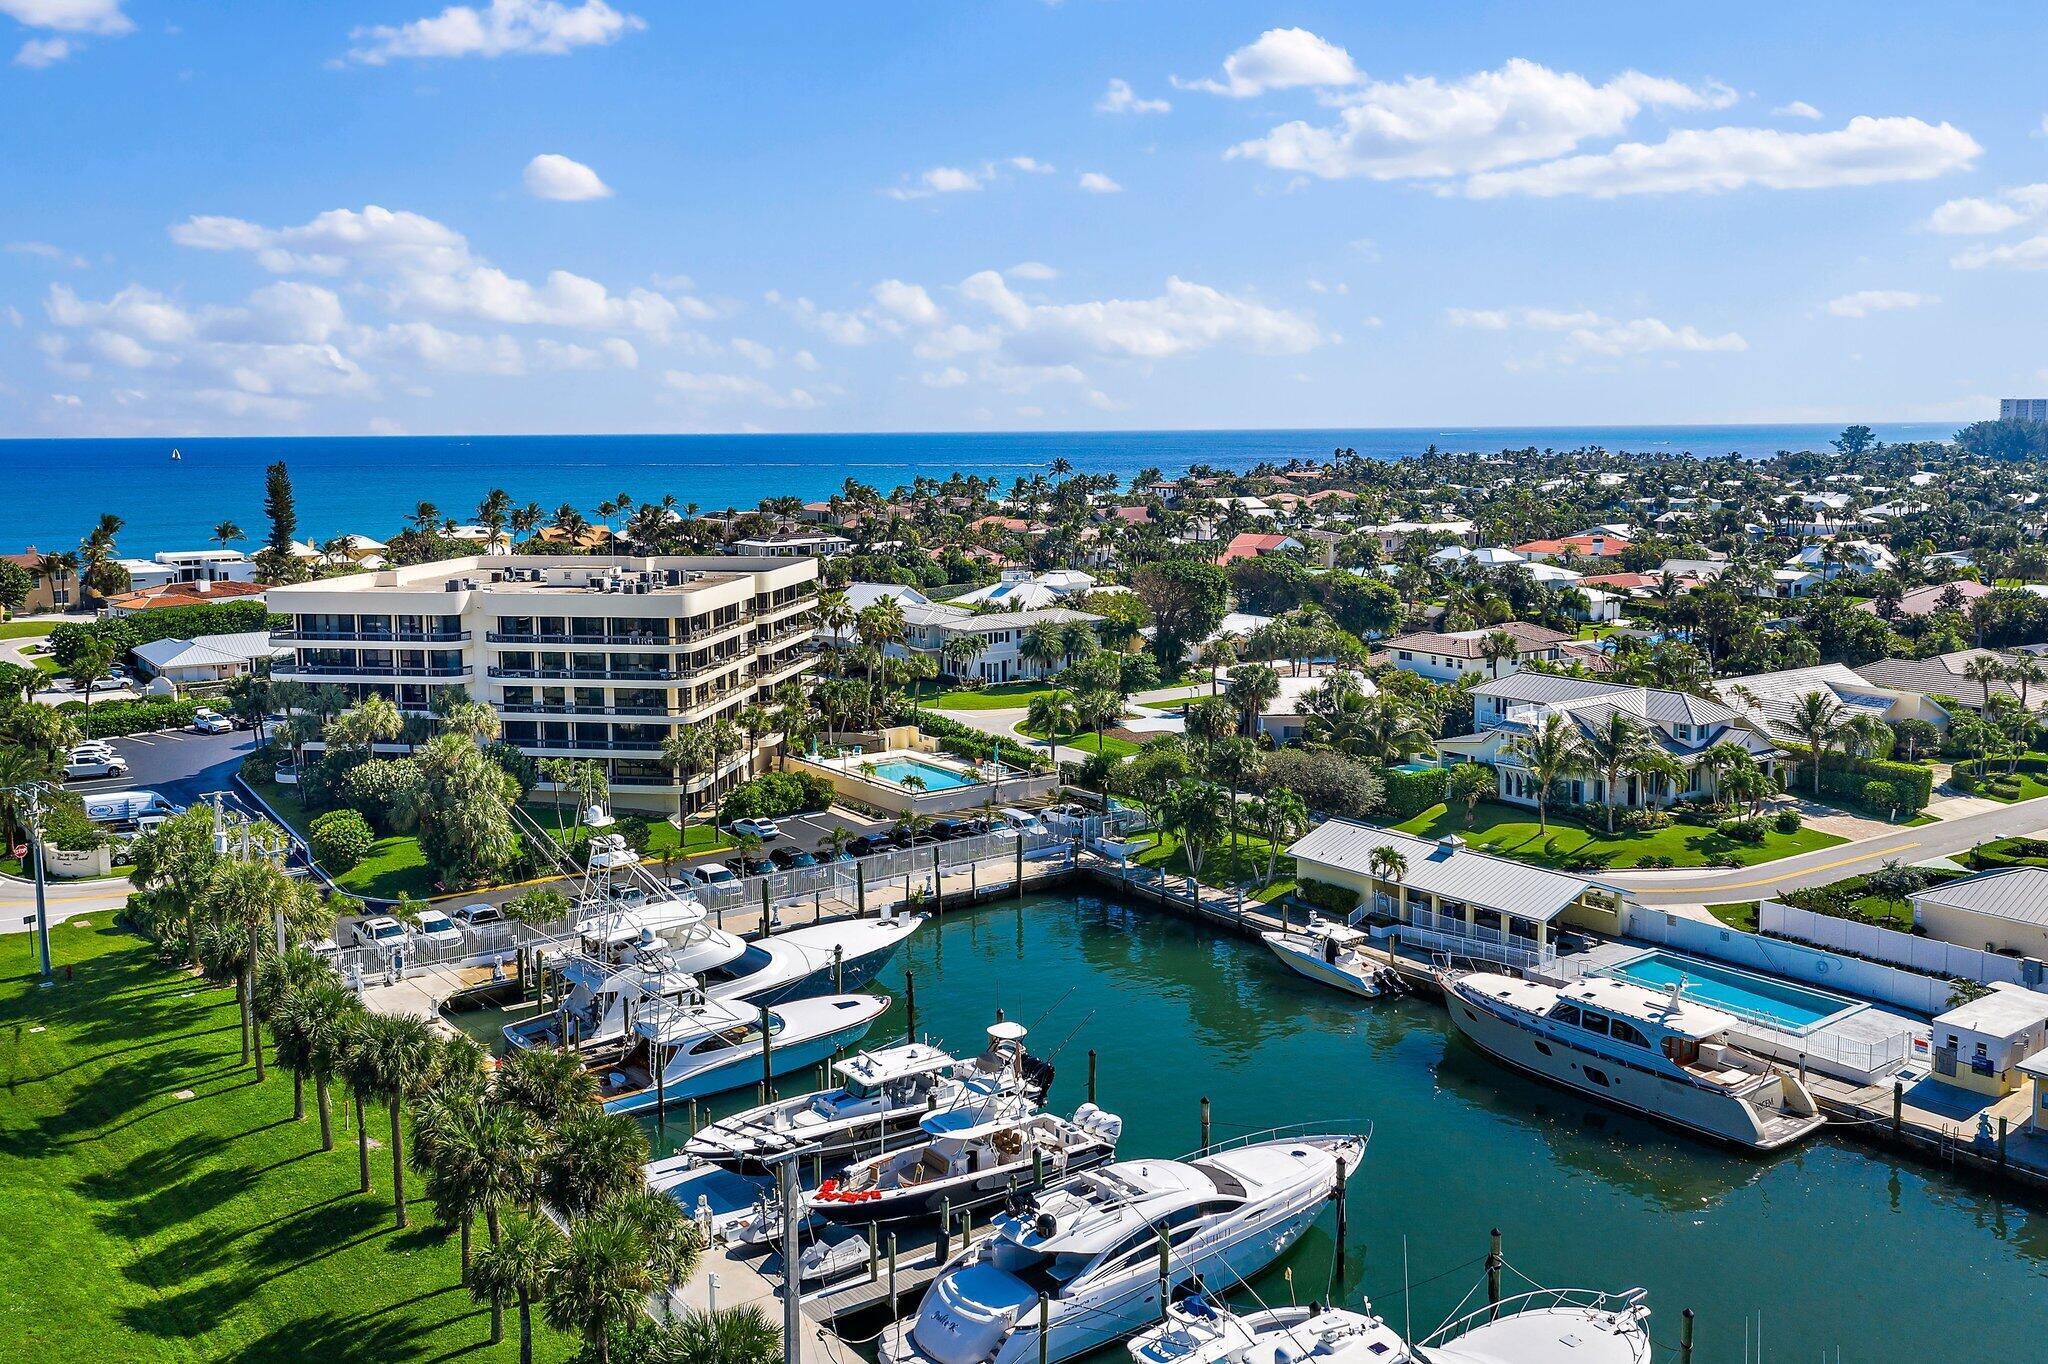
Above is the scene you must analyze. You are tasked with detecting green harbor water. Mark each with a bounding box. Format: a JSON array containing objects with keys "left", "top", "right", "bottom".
[{"left": 476, "top": 894, "right": 2048, "bottom": 1361}]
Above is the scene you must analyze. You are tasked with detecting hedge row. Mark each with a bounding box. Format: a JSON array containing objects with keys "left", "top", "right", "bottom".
[
  {"left": 1780, "top": 745, "right": 1934, "bottom": 812},
  {"left": 58, "top": 696, "right": 203, "bottom": 738},
  {"left": 909, "top": 709, "right": 1050, "bottom": 772},
  {"left": 1378, "top": 766, "right": 1449, "bottom": 821}
]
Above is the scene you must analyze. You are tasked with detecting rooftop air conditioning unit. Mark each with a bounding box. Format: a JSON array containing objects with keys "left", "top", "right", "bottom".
[{"left": 444, "top": 581, "right": 461, "bottom": 592}]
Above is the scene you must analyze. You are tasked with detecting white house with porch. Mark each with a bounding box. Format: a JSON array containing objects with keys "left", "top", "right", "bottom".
[
  {"left": 1439, "top": 674, "right": 1781, "bottom": 811},
  {"left": 1286, "top": 819, "right": 1626, "bottom": 970}
]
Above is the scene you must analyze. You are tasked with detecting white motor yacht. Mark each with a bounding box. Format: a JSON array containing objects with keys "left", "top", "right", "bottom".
[
  {"left": 686, "top": 1022, "right": 1054, "bottom": 1176},
  {"left": 1442, "top": 970, "right": 1823, "bottom": 1151},
  {"left": 598, "top": 991, "right": 890, "bottom": 1114},
  {"left": 1261, "top": 917, "right": 1391, "bottom": 999},
  {"left": 811, "top": 1098, "right": 1123, "bottom": 1227},
  {"left": 1126, "top": 1285, "right": 1652, "bottom": 1364},
  {"left": 881, "top": 1129, "right": 1366, "bottom": 1364}
]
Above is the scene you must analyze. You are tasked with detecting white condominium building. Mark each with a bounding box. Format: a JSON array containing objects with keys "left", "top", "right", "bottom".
[{"left": 267, "top": 555, "right": 817, "bottom": 811}]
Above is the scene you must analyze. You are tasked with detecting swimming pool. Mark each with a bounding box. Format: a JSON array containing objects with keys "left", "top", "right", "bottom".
[
  {"left": 1387, "top": 760, "right": 1439, "bottom": 775},
  {"left": 1602, "top": 950, "right": 1861, "bottom": 1034},
  {"left": 870, "top": 756, "right": 977, "bottom": 791}
]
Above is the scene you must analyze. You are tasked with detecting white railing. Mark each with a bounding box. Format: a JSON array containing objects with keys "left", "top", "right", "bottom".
[{"left": 1381, "top": 908, "right": 1550, "bottom": 971}]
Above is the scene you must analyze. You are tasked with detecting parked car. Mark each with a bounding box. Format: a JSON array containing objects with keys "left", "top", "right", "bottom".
[
  {"left": 731, "top": 817, "right": 783, "bottom": 841},
  {"left": 63, "top": 753, "right": 129, "bottom": 780},
  {"left": 769, "top": 846, "right": 818, "bottom": 870},
  {"left": 847, "top": 832, "right": 896, "bottom": 857},
  {"left": 69, "top": 741, "right": 118, "bottom": 760},
  {"left": 305, "top": 937, "right": 341, "bottom": 966},
  {"left": 87, "top": 677, "right": 126, "bottom": 692},
  {"left": 694, "top": 862, "right": 739, "bottom": 886},
  {"left": 190, "top": 708, "right": 232, "bottom": 734},
  {"left": 735, "top": 856, "right": 773, "bottom": 877},
  {"left": 451, "top": 902, "right": 504, "bottom": 929},
  {"left": 47, "top": 678, "right": 78, "bottom": 694},
  {"left": 414, "top": 909, "right": 463, "bottom": 949},
  {"left": 352, "top": 916, "right": 409, "bottom": 951},
  {"left": 995, "top": 807, "right": 1045, "bottom": 834}
]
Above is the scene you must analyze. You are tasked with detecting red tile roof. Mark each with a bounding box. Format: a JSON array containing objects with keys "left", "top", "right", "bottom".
[
  {"left": 1511, "top": 534, "right": 1631, "bottom": 558},
  {"left": 1214, "top": 532, "right": 1300, "bottom": 564},
  {"left": 103, "top": 580, "right": 268, "bottom": 611}
]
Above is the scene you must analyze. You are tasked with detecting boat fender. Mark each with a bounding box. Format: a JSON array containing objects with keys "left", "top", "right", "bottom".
[{"left": 819, "top": 1179, "right": 838, "bottom": 1196}]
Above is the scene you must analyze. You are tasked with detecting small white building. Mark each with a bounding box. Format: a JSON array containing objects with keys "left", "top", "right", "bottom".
[
  {"left": 1928, "top": 984, "right": 2048, "bottom": 1098},
  {"left": 732, "top": 530, "right": 852, "bottom": 558},
  {"left": 131, "top": 629, "right": 290, "bottom": 686},
  {"left": 114, "top": 549, "right": 258, "bottom": 592}
]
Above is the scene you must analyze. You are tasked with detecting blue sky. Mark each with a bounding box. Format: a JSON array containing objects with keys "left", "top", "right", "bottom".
[{"left": 2, "top": 0, "right": 2044, "bottom": 437}]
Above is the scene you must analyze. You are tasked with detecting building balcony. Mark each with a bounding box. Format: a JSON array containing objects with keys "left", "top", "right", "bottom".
[
  {"left": 485, "top": 630, "right": 677, "bottom": 647},
  {"left": 488, "top": 665, "right": 683, "bottom": 683},
  {"left": 273, "top": 629, "right": 470, "bottom": 645},
  {"left": 510, "top": 737, "right": 666, "bottom": 755},
  {"left": 275, "top": 662, "right": 470, "bottom": 679},
  {"left": 499, "top": 701, "right": 673, "bottom": 718}
]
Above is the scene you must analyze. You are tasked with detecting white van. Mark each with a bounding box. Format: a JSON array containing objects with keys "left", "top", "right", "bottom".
[{"left": 994, "top": 807, "right": 1045, "bottom": 835}]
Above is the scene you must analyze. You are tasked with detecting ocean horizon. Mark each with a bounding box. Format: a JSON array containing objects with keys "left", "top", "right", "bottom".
[{"left": 1, "top": 422, "right": 1954, "bottom": 553}]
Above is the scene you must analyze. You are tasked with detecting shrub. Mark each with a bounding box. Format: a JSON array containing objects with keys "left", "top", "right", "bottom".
[
  {"left": 909, "top": 708, "right": 1047, "bottom": 771},
  {"left": 70, "top": 696, "right": 202, "bottom": 738},
  {"left": 1861, "top": 780, "right": 1898, "bottom": 812},
  {"left": 48, "top": 601, "right": 275, "bottom": 667},
  {"left": 1295, "top": 878, "right": 1359, "bottom": 919},
  {"left": 340, "top": 758, "right": 425, "bottom": 835},
  {"left": 1379, "top": 765, "right": 1448, "bottom": 821},
  {"left": 1617, "top": 807, "right": 1674, "bottom": 832},
  {"left": 308, "top": 808, "right": 375, "bottom": 873},
  {"left": 1772, "top": 809, "right": 1803, "bottom": 835},
  {"left": 723, "top": 770, "right": 836, "bottom": 821},
  {"left": 1255, "top": 749, "right": 1384, "bottom": 820},
  {"left": 1952, "top": 768, "right": 1982, "bottom": 794},
  {"left": 1715, "top": 816, "right": 1767, "bottom": 844}
]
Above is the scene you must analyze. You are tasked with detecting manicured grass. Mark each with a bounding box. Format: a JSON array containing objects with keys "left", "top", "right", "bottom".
[
  {"left": 1132, "top": 828, "right": 1296, "bottom": 901},
  {"left": 1708, "top": 901, "right": 1760, "bottom": 932},
  {"left": 0, "top": 619, "right": 55, "bottom": 639},
  {"left": 0, "top": 919, "right": 570, "bottom": 1362},
  {"left": 251, "top": 779, "right": 439, "bottom": 901},
  {"left": 925, "top": 681, "right": 1062, "bottom": 711},
  {"left": 1014, "top": 722, "right": 1142, "bottom": 760},
  {"left": 518, "top": 803, "right": 734, "bottom": 860},
  {"left": 1393, "top": 801, "right": 1846, "bottom": 871},
  {"left": 1970, "top": 771, "right": 2048, "bottom": 804}
]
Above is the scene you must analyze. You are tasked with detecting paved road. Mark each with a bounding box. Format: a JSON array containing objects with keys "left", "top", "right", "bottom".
[
  {"left": 0, "top": 867, "right": 130, "bottom": 934},
  {"left": 1605, "top": 797, "right": 2048, "bottom": 905}
]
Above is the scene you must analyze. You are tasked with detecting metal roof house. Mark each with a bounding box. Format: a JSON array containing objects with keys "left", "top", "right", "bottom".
[
  {"left": 1913, "top": 868, "right": 2048, "bottom": 958},
  {"left": 1286, "top": 819, "right": 1626, "bottom": 970}
]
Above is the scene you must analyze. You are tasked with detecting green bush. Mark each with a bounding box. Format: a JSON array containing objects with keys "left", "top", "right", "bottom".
[
  {"left": 1782, "top": 746, "right": 1935, "bottom": 812},
  {"left": 48, "top": 600, "right": 276, "bottom": 667},
  {"left": 1952, "top": 768, "right": 1981, "bottom": 794},
  {"left": 340, "top": 758, "right": 424, "bottom": 835},
  {"left": 308, "top": 808, "right": 375, "bottom": 873},
  {"left": 1379, "top": 765, "right": 1449, "bottom": 821},
  {"left": 1772, "top": 809, "right": 1803, "bottom": 835},
  {"left": 723, "top": 770, "right": 836, "bottom": 821},
  {"left": 1295, "top": 878, "right": 1360, "bottom": 919},
  {"left": 69, "top": 696, "right": 202, "bottom": 738},
  {"left": 1715, "top": 816, "right": 1767, "bottom": 843}
]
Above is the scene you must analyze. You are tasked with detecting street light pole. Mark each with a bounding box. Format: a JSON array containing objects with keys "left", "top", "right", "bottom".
[{"left": 8, "top": 783, "right": 55, "bottom": 985}]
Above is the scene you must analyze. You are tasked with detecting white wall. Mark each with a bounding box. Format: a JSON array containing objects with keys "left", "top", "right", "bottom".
[{"left": 1761, "top": 901, "right": 2038, "bottom": 990}]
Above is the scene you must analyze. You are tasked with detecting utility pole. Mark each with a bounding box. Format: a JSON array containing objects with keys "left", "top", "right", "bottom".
[
  {"left": 11, "top": 783, "right": 55, "bottom": 985},
  {"left": 771, "top": 1147, "right": 811, "bottom": 1364}
]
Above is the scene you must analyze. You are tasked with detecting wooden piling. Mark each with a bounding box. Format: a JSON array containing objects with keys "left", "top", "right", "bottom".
[
  {"left": 1087, "top": 1049, "right": 1098, "bottom": 1107},
  {"left": 905, "top": 971, "right": 917, "bottom": 1043},
  {"left": 1038, "top": 1293, "right": 1050, "bottom": 1364},
  {"left": 887, "top": 1233, "right": 898, "bottom": 1311},
  {"left": 832, "top": 944, "right": 844, "bottom": 994},
  {"left": 1486, "top": 1228, "right": 1502, "bottom": 1308},
  {"left": 1333, "top": 1157, "right": 1348, "bottom": 1278},
  {"left": 758, "top": 1003, "right": 774, "bottom": 1103},
  {"left": 1016, "top": 835, "right": 1025, "bottom": 899},
  {"left": 1680, "top": 1308, "right": 1694, "bottom": 1364},
  {"left": 856, "top": 862, "right": 867, "bottom": 917},
  {"left": 1892, "top": 1079, "right": 1903, "bottom": 1137},
  {"left": 1200, "top": 1096, "right": 1211, "bottom": 1152}
]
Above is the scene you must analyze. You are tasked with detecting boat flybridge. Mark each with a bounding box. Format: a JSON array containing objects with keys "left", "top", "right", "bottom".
[
  {"left": 503, "top": 814, "right": 921, "bottom": 1054},
  {"left": 1126, "top": 1285, "right": 1652, "bottom": 1364},
  {"left": 1260, "top": 916, "right": 1393, "bottom": 999},
  {"left": 1442, "top": 969, "right": 1824, "bottom": 1151},
  {"left": 686, "top": 1021, "right": 1055, "bottom": 1175},
  {"left": 881, "top": 1128, "right": 1366, "bottom": 1364},
  {"left": 599, "top": 989, "right": 890, "bottom": 1114}
]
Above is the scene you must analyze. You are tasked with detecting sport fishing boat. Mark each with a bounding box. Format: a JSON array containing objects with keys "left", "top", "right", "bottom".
[
  {"left": 1441, "top": 969, "right": 1823, "bottom": 1151},
  {"left": 810, "top": 1099, "right": 1124, "bottom": 1227},
  {"left": 1260, "top": 917, "right": 1393, "bottom": 999},
  {"left": 597, "top": 991, "right": 890, "bottom": 1114},
  {"left": 1126, "top": 1285, "right": 1652, "bottom": 1364},
  {"left": 880, "top": 1128, "right": 1366, "bottom": 1364},
  {"left": 686, "top": 1021, "right": 1054, "bottom": 1175}
]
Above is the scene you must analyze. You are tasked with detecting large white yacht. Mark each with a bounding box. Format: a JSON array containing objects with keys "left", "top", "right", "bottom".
[
  {"left": 686, "top": 1022, "right": 1053, "bottom": 1175},
  {"left": 1442, "top": 970, "right": 1823, "bottom": 1151},
  {"left": 881, "top": 1130, "right": 1366, "bottom": 1364},
  {"left": 598, "top": 991, "right": 890, "bottom": 1114},
  {"left": 1126, "top": 1285, "right": 1652, "bottom": 1364}
]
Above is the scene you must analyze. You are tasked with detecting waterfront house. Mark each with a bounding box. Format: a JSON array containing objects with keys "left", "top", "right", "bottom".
[
  {"left": 1441, "top": 674, "right": 1781, "bottom": 810},
  {"left": 1784, "top": 539, "right": 1896, "bottom": 579},
  {"left": 1911, "top": 867, "right": 2048, "bottom": 957},
  {"left": 113, "top": 549, "right": 258, "bottom": 592},
  {"left": 893, "top": 601, "right": 1103, "bottom": 683},
  {"left": 1928, "top": 984, "right": 2048, "bottom": 1098},
  {"left": 1371, "top": 622, "right": 1581, "bottom": 683},
  {"left": 1715, "top": 663, "right": 1950, "bottom": 742},
  {"left": 1286, "top": 820, "right": 1626, "bottom": 969},
  {"left": 950, "top": 569, "right": 1098, "bottom": 611}
]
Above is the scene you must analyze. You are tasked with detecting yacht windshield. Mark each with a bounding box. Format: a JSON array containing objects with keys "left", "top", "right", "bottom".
[
  {"left": 698, "top": 945, "right": 775, "bottom": 984},
  {"left": 987, "top": 1242, "right": 1090, "bottom": 1295}
]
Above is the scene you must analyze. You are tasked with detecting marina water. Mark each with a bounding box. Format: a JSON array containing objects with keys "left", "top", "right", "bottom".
[{"left": 639, "top": 893, "right": 2047, "bottom": 1363}]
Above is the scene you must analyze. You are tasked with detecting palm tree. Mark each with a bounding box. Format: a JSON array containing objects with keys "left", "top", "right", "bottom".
[
  {"left": 735, "top": 703, "right": 774, "bottom": 779},
  {"left": 1025, "top": 689, "right": 1080, "bottom": 761},
  {"left": 1356, "top": 694, "right": 1435, "bottom": 766},
  {"left": 545, "top": 1212, "right": 653, "bottom": 1364},
  {"left": 1478, "top": 629, "right": 1520, "bottom": 680},
  {"left": 541, "top": 1107, "right": 649, "bottom": 1219},
  {"left": 602, "top": 1187, "right": 703, "bottom": 1320},
  {"left": 1784, "top": 690, "right": 1846, "bottom": 797},
  {"left": 1018, "top": 621, "right": 1067, "bottom": 679},
  {"left": 256, "top": 947, "right": 336, "bottom": 1122},
  {"left": 660, "top": 728, "right": 711, "bottom": 824},
  {"left": 496, "top": 1045, "right": 600, "bottom": 1127},
  {"left": 2006, "top": 655, "right": 2047, "bottom": 714},
  {"left": 203, "top": 859, "right": 303, "bottom": 1073},
  {"left": 358, "top": 1012, "right": 442, "bottom": 1228},
  {"left": 295, "top": 982, "right": 358, "bottom": 1152},
  {"left": 472, "top": 1210, "right": 562, "bottom": 1361},
  {"left": 1507, "top": 711, "right": 1582, "bottom": 834},
  {"left": 1075, "top": 688, "right": 1123, "bottom": 756},
  {"left": 1247, "top": 789, "right": 1307, "bottom": 885},
  {"left": 1224, "top": 663, "right": 1281, "bottom": 739},
  {"left": 1570, "top": 710, "right": 1657, "bottom": 833},
  {"left": 653, "top": 1306, "right": 783, "bottom": 1364},
  {"left": 939, "top": 632, "right": 984, "bottom": 683},
  {"left": 414, "top": 1085, "right": 541, "bottom": 1309},
  {"left": 1367, "top": 845, "right": 1408, "bottom": 912},
  {"left": 212, "top": 520, "right": 244, "bottom": 550}
]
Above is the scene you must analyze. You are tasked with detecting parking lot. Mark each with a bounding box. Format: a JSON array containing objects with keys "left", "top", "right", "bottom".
[{"left": 62, "top": 726, "right": 257, "bottom": 810}]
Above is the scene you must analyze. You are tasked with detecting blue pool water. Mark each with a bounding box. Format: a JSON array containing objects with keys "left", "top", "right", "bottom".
[
  {"left": 1387, "top": 760, "right": 1439, "bottom": 774},
  {"left": 871, "top": 757, "right": 976, "bottom": 791},
  {"left": 1603, "top": 951, "right": 1859, "bottom": 1033}
]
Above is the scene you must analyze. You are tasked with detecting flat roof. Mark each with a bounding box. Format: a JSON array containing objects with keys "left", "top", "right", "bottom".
[{"left": 1934, "top": 984, "right": 2048, "bottom": 1036}]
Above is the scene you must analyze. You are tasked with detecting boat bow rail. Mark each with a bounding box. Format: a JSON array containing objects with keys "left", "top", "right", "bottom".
[
  {"left": 1177, "top": 1120, "right": 1373, "bottom": 1163},
  {"left": 1419, "top": 1286, "right": 1651, "bottom": 1358}
]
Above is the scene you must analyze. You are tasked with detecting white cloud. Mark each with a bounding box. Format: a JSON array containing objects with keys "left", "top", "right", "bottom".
[
  {"left": 662, "top": 369, "right": 817, "bottom": 409},
  {"left": 1464, "top": 116, "right": 1979, "bottom": 198},
  {"left": 345, "top": 0, "right": 642, "bottom": 65},
  {"left": 1772, "top": 100, "right": 1823, "bottom": 120},
  {"left": 523, "top": 152, "right": 613, "bottom": 201},
  {"left": 49, "top": 392, "right": 82, "bottom": 407},
  {"left": 1077, "top": 171, "right": 1122, "bottom": 194},
  {"left": 1926, "top": 183, "right": 2048, "bottom": 235},
  {"left": 790, "top": 349, "right": 819, "bottom": 372},
  {"left": 1825, "top": 289, "right": 1936, "bottom": 318},
  {"left": 1008, "top": 156, "right": 1055, "bottom": 175},
  {"left": 920, "top": 366, "right": 969, "bottom": 389},
  {"left": 729, "top": 337, "right": 775, "bottom": 369},
  {"left": 1448, "top": 304, "right": 1745, "bottom": 362},
  {"left": 885, "top": 165, "right": 989, "bottom": 200},
  {"left": 1231, "top": 59, "right": 1732, "bottom": 182},
  {"left": 0, "top": 1, "right": 131, "bottom": 34},
  {"left": 1007, "top": 261, "right": 1059, "bottom": 281},
  {"left": 13, "top": 36, "right": 70, "bottom": 66},
  {"left": 870, "top": 279, "right": 943, "bottom": 327},
  {"left": 367, "top": 321, "right": 526, "bottom": 375},
  {"left": 1177, "top": 27, "right": 1359, "bottom": 98},
  {"left": 170, "top": 204, "right": 692, "bottom": 339},
  {"left": 1096, "top": 78, "right": 1169, "bottom": 115},
  {"left": 955, "top": 271, "right": 1323, "bottom": 362},
  {"left": 534, "top": 336, "right": 637, "bottom": 370},
  {"left": 5, "top": 239, "right": 86, "bottom": 267},
  {"left": 1952, "top": 234, "right": 2048, "bottom": 270}
]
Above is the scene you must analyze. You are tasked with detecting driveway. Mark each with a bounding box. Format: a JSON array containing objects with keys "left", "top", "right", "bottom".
[{"left": 1605, "top": 796, "right": 2048, "bottom": 905}]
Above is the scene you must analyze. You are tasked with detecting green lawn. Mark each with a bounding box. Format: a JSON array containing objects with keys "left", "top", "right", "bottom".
[
  {"left": 1132, "top": 828, "right": 1296, "bottom": 902},
  {"left": 1971, "top": 770, "right": 2048, "bottom": 805},
  {"left": 1708, "top": 901, "right": 1760, "bottom": 932},
  {"left": 0, "top": 619, "right": 55, "bottom": 639},
  {"left": 926, "top": 681, "right": 1062, "bottom": 711},
  {"left": 0, "top": 856, "right": 134, "bottom": 881},
  {"left": 1014, "top": 722, "right": 1143, "bottom": 760},
  {"left": 518, "top": 802, "right": 734, "bottom": 860},
  {"left": 0, "top": 919, "right": 570, "bottom": 1362},
  {"left": 251, "top": 779, "right": 439, "bottom": 901},
  {"left": 1394, "top": 801, "right": 1846, "bottom": 871}
]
